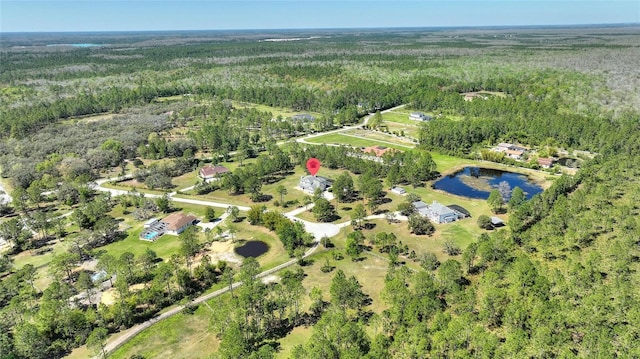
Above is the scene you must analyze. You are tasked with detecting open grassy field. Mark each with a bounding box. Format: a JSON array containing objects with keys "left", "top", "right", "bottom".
[
  {"left": 108, "top": 303, "right": 220, "bottom": 359},
  {"left": 382, "top": 121, "right": 420, "bottom": 139},
  {"left": 382, "top": 110, "right": 431, "bottom": 126},
  {"left": 345, "top": 129, "right": 416, "bottom": 146},
  {"left": 233, "top": 101, "right": 323, "bottom": 120},
  {"left": 306, "top": 132, "right": 414, "bottom": 151}
]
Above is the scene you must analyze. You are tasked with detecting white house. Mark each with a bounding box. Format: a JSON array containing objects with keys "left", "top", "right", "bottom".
[
  {"left": 413, "top": 200, "right": 459, "bottom": 224},
  {"left": 426, "top": 201, "right": 459, "bottom": 224},
  {"left": 391, "top": 186, "right": 406, "bottom": 195},
  {"left": 298, "top": 175, "right": 332, "bottom": 194},
  {"left": 412, "top": 200, "right": 430, "bottom": 216}
]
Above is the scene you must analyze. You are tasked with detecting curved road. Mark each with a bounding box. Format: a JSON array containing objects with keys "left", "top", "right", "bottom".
[
  {"left": 98, "top": 209, "right": 406, "bottom": 356},
  {"left": 93, "top": 105, "right": 408, "bottom": 357}
]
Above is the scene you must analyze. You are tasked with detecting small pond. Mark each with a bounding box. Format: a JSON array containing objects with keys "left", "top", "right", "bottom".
[
  {"left": 432, "top": 166, "right": 543, "bottom": 200},
  {"left": 235, "top": 241, "right": 269, "bottom": 258}
]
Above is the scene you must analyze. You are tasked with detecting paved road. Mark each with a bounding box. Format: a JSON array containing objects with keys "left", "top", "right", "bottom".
[
  {"left": 93, "top": 176, "right": 251, "bottom": 211},
  {"left": 93, "top": 106, "right": 410, "bottom": 356},
  {"left": 98, "top": 225, "right": 324, "bottom": 357}
]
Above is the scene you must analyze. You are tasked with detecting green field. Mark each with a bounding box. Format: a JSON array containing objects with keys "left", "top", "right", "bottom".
[
  {"left": 233, "top": 101, "right": 323, "bottom": 120},
  {"left": 108, "top": 303, "right": 220, "bottom": 359},
  {"left": 306, "top": 132, "right": 414, "bottom": 151}
]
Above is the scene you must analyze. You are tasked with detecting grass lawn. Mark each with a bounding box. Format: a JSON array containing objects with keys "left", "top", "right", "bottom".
[
  {"left": 430, "top": 152, "right": 478, "bottom": 172},
  {"left": 306, "top": 132, "right": 413, "bottom": 151},
  {"left": 231, "top": 223, "right": 291, "bottom": 270},
  {"left": 382, "top": 111, "right": 432, "bottom": 126},
  {"left": 382, "top": 121, "right": 420, "bottom": 139},
  {"left": 99, "top": 227, "right": 183, "bottom": 260},
  {"left": 233, "top": 101, "right": 323, "bottom": 120},
  {"left": 108, "top": 304, "right": 219, "bottom": 359},
  {"left": 171, "top": 171, "right": 200, "bottom": 190},
  {"left": 345, "top": 129, "right": 415, "bottom": 147}
]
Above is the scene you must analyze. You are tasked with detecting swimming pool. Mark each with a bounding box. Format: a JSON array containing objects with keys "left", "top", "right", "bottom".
[{"left": 144, "top": 231, "right": 158, "bottom": 240}]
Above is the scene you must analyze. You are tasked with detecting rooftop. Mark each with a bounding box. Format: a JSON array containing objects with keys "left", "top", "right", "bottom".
[
  {"left": 162, "top": 212, "right": 197, "bottom": 232},
  {"left": 200, "top": 165, "right": 230, "bottom": 177},
  {"left": 430, "top": 201, "right": 456, "bottom": 216}
]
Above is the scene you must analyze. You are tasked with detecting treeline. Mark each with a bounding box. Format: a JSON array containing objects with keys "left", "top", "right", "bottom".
[
  {"left": 416, "top": 86, "right": 639, "bottom": 155},
  {"left": 0, "top": 86, "right": 179, "bottom": 138},
  {"left": 286, "top": 155, "right": 640, "bottom": 358}
]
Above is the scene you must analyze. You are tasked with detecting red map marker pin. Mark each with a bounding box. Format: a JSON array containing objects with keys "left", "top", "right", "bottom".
[{"left": 306, "top": 158, "right": 321, "bottom": 176}]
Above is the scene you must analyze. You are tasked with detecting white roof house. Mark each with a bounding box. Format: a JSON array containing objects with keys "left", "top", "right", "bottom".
[
  {"left": 412, "top": 200, "right": 430, "bottom": 216},
  {"left": 426, "top": 201, "right": 459, "bottom": 224},
  {"left": 413, "top": 200, "right": 460, "bottom": 224},
  {"left": 298, "top": 175, "right": 332, "bottom": 194}
]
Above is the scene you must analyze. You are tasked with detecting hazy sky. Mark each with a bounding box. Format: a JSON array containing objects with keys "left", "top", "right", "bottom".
[{"left": 1, "top": 1, "right": 639, "bottom": 32}]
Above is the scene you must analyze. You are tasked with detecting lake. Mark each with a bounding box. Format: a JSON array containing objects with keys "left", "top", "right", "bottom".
[
  {"left": 432, "top": 166, "right": 543, "bottom": 200},
  {"left": 235, "top": 241, "right": 269, "bottom": 258}
]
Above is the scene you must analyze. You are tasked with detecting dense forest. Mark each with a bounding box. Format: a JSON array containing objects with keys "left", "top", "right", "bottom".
[{"left": 1, "top": 27, "right": 639, "bottom": 358}]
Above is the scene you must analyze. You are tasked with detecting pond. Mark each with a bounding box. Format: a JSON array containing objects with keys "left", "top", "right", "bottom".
[
  {"left": 432, "top": 166, "right": 543, "bottom": 200},
  {"left": 235, "top": 241, "right": 269, "bottom": 258}
]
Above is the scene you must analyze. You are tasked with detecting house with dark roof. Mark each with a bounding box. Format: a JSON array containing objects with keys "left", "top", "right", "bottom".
[
  {"left": 199, "top": 165, "right": 230, "bottom": 180},
  {"left": 363, "top": 145, "right": 395, "bottom": 157},
  {"left": 291, "top": 114, "right": 316, "bottom": 121},
  {"left": 298, "top": 175, "right": 332, "bottom": 194},
  {"left": 409, "top": 112, "right": 432, "bottom": 121}
]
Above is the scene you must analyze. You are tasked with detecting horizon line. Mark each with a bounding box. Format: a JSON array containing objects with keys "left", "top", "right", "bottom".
[{"left": 2, "top": 22, "right": 639, "bottom": 35}]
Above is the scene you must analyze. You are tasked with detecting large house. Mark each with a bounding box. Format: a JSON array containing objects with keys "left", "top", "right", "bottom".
[
  {"left": 363, "top": 145, "right": 394, "bottom": 157},
  {"left": 140, "top": 212, "right": 198, "bottom": 241},
  {"left": 412, "top": 200, "right": 460, "bottom": 224},
  {"left": 199, "top": 165, "right": 230, "bottom": 180},
  {"left": 493, "top": 143, "right": 528, "bottom": 160},
  {"left": 162, "top": 212, "right": 198, "bottom": 236},
  {"left": 298, "top": 175, "right": 332, "bottom": 194},
  {"left": 409, "top": 112, "right": 433, "bottom": 121}
]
